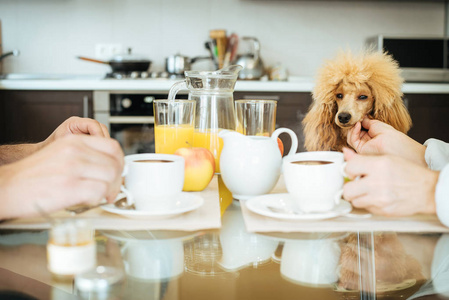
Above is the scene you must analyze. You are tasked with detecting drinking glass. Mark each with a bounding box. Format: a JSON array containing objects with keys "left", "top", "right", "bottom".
[
  {"left": 235, "top": 99, "right": 277, "bottom": 136},
  {"left": 153, "top": 99, "right": 196, "bottom": 154}
]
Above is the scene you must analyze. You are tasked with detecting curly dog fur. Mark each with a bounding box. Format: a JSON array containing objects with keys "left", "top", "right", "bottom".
[{"left": 303, "top": 50, "right": 412, "bottom": 151}]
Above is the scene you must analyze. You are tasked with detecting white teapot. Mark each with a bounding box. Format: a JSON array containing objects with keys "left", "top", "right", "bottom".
[{"left": 219, "top": 128, "right": 298, "bottom": 200}]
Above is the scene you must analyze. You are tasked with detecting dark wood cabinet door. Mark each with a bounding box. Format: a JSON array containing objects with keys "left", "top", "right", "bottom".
[
  {"left": 0, "top": 90, "right": 93, "bottom": 144},
  {"left": 405, "top": 93, "right": 449, "bottom": 144},
  {"left": 234, "top": 92, "right": 313, "bottom": 153}
]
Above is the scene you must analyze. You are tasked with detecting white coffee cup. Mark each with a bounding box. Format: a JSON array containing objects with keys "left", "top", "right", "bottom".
[
  {"left": 122, "top": 153, "right": 184, "bottom": 211},
  {"left": 282, "top": 151, "right": 345, "bottom": 213}
]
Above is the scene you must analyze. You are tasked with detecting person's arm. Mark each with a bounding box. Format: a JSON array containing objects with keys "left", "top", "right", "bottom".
[
  {"left": 0, "top": 135, "right": 123, "bottom": 220},
  {"left": 343, "top": 148, "right": 438, "bottom": 217},
  {"left": 347, "top": 117, "right": 427, "bottom": 167},
  {"left": 0, "top": 144, "right": 42, "bottom": 165},
  {"left": 0, "top": 117, "right": 109, "bottom": 165}
]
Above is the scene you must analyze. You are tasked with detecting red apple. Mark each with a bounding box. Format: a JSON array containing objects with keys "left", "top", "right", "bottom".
[{"left": 174, "top": 147, "right": 215, "bottom": 191}]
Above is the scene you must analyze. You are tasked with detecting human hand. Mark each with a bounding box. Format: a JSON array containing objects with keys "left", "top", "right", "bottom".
[
  {"left": 0, "top": 135, "right": 124, "bottom": 219},
  {"left": 342, "top": 148, "right": 438, "bottom": 217},
  {"left": 347, "top": 117, "right": 427, "bottom": 167},
  {"left": 39, "top": 117, "right": 109, "bottom": 150}
]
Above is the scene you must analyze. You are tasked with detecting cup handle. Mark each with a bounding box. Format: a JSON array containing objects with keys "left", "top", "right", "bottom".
[
  {"left": 120, "top": 186, "right": 134, "bottom": 206},
  {"left": 335, "top": 189, "right": 343, "bottom": 205},
  {"left": 121, "top": 164, "right": 134, "bottom": 206},
  {"left": 341, "top": 162, "right": 361, "bottom": 182},
  {"left": 338, "top": 168, "right": 372, "bottom": 218},
  {"left": 341, "top": 162, "right": 349, "bottom": 181},
  {"left": 271, "top": 128, "right": 298, "bottom": 156}
]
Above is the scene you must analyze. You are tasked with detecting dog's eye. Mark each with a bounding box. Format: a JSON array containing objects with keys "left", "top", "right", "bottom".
[
  {"left": 358, "top": 95, "right": 368, "bottom": 100},
  {"left": 336, "top": 94, "right": 343, "bottom": 99}
]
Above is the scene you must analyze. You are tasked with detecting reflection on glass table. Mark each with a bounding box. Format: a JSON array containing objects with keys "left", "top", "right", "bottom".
[{"left": 0, "top": 203, "right": 448, "bottom": 299}]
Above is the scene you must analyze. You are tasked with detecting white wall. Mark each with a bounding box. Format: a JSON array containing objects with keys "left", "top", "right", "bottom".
[{"left": 0, "top": 0, "right": 445, "bottom": 77}]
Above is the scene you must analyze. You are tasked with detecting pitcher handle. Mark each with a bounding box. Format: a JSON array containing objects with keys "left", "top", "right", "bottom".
[
  {"left": 271, "top": 128, "right": 298, "bottom": 156},
  {"left": 168, "top": 80, "right": 187, "bottom": 101}
]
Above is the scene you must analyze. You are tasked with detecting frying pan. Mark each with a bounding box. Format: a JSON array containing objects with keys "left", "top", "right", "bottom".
[{"left": 77, "top": 49, "right": 151, "bottom": 73}]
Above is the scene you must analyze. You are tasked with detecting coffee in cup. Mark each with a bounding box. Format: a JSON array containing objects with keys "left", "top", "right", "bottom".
[
  {"left": 121, "top": 153, "right": 185, "bottom": 211},
  {"left": 291, "top": 160, "right": 333, "bottom": 166},
  {"left": 282, "top": 151, "right": 345, "bottom": 213}
]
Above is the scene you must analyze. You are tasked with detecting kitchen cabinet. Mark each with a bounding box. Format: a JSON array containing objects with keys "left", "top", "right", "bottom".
[
  {"left": 234, "top": 91, "right": 313, "bottom": 152},
  {"left": 1, "top": 88, "right": 448, "bottom": 151},
  {"left": 0, "top": 90, "right": 93, "bottom": 144},
  {"left": 405, "top": 93, "right": 449, "bottom": 144}
]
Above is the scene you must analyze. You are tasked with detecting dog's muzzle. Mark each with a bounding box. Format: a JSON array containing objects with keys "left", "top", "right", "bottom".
[{"left": 337, "top": 112, "right": 351, "bottom": 124}]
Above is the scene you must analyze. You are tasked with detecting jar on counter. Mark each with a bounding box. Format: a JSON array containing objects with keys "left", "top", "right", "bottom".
[{"left": 47, "top": 219, "right": 96, "bottom": 281}]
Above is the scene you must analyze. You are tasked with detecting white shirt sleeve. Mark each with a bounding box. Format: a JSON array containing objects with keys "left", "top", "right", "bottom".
[
  {"left": 435, "top": 165, "right": 449, "bottom": 227},
  {"left": 424, "top": 138, "right": 449, "bottom": 171},
  {"left": 424, "top": 139, "right": 449, "bottom": 227}
]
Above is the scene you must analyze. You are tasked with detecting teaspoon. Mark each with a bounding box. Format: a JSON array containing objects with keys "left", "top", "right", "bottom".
[{"left": 65, "top": 198, "right": 135, "bottom": 215}]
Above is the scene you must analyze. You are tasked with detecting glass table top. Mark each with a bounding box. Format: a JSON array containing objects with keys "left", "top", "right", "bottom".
[{"left": 0, "top": 201, "right": 447, "bottom": 300}]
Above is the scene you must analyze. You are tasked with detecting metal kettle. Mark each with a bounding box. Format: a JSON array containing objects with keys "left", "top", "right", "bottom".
[{"left": 234, "top": 37, "right": 265, "bottom": 80}]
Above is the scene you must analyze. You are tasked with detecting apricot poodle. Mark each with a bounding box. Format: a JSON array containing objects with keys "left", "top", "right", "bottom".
[{"left": 303, "top": 50, "right": 412, "bottom": 151}]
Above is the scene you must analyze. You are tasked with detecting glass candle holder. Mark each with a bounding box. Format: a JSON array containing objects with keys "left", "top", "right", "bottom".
[{"left": 47, "top": 219, "right": 96, "bottom": 281}]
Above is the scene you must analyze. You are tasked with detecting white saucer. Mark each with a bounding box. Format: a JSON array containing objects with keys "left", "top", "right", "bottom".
[
  {"left": 246, "top": 193, "right": 352, "bottom": 221},
  {"left": 101, "top": 193, "right": 204, "bottom": 219},
  {"left": 101, "top": 230, "right": 198, "bottom": 242},
  {"left": 257, "top": 232, "right": 350, "bottom": 242}
]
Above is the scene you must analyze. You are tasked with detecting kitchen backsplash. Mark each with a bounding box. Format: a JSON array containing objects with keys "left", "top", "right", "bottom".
[{"left": 0, "top": 0, "right": 445, "bottom": 77}]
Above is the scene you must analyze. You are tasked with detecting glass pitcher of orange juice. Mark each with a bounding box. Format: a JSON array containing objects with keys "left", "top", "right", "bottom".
[{"left": 168, "top": 65, "right": 242, "bottom": 173}]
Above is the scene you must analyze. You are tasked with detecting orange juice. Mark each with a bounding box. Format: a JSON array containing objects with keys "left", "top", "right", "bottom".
[
  {"left": 236, "top": 126, "right": 270, "bottom": 137},
  {"left": 218, "top": 175, "right": 233, "bottom": 215},
  {"left": 155, "top": 124, "right": 194, "bottom": 154},
  {"left": 193, "top": 129, "right": 223, "bottom": 173},
  {"left": 256, "top": 132, "right": 270, "bottom": 137}
]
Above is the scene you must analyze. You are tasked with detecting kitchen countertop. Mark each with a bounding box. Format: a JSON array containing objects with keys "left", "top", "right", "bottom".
[{"left": 1, "top": 75, "right": 449, "bottom": 94}]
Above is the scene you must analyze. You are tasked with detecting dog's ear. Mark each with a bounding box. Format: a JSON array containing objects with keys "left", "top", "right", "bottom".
[
  {"left": 366, "top": 52, "right": 412, "bottom": 134},
  {"left": 372, "top": 96, "right": 412, "bottom": 134},
  {"left": 303, "top": 101, "right": 340, "bottom": 151}
]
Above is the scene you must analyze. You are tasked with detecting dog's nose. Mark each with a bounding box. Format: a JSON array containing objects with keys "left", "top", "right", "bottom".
[{"left": 338, "top": 113, "right": 351, "bottom": 124}]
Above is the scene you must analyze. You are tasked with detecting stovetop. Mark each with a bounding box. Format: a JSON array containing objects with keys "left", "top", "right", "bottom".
[{"left": 105, "top": 71, "right": 184, "bottom": 80}]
